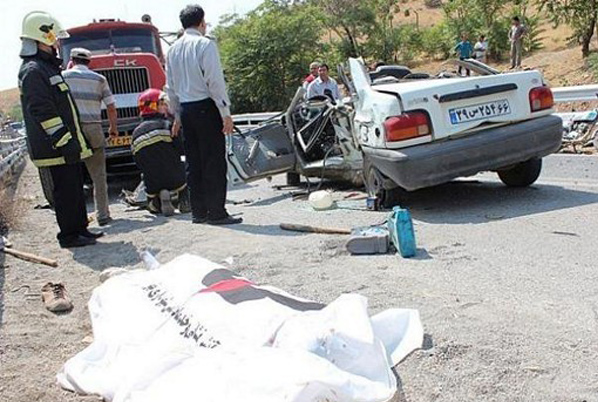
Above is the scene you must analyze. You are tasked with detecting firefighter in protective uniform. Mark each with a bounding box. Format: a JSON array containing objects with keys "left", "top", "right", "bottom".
[
  {"left": 18, "top": 11, "right": 103, "bottom": 248},
  {"left": 131, "top": 89, "right": 190, "bottom": 216}
]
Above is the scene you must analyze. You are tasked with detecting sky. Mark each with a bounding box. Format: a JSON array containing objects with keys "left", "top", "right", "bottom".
[{"left": 0, "top": 0, "right": 264, "bottom": 90}]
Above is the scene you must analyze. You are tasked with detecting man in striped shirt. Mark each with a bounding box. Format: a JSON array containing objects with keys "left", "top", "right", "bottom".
[{"left": 63, "top": 48, "right": 118, "bottom": 226}]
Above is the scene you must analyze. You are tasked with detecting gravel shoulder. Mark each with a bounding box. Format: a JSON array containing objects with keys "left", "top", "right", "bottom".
[{"left": 1, "top": 156, "right": 598, "bottom": 402}]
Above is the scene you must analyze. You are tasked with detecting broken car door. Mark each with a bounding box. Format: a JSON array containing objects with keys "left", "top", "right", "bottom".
[{"left": 226, "top": 119, "right": 296, "bottom": 185}]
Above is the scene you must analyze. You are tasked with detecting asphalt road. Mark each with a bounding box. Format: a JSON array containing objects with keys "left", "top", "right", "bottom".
[{"left": 1, "top": 154, "right": 597, "bottom": 402}]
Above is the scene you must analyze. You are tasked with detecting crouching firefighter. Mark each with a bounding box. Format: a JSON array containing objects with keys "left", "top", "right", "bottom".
[
  {"left": 18, "top": 11, "right": 104, "bottom": 248},
  {"left": 132, "top": 89, "right": 190, "bottom": 216}
]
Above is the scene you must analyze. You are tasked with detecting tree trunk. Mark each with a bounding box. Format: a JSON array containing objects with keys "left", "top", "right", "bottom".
[{"left": 582, "top": 16, "right": 596, "bottom": 58}]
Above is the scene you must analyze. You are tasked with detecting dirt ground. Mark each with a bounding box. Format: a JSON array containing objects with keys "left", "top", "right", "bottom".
[{"left": 1, "top": 156, "right": 598, "bottom": 402}]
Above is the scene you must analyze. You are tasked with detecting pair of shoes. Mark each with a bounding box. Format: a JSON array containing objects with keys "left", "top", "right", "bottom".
[
  {"left": 81, "top": 229, "right": 104, "bottom": 239},
  {"left": 98, "top": 217, "right": 113, "bottom": 226},
  {"left": 59, "top": 235, "right": 97, "bottom": 248},
  {"left": 160, "top": 189, "right": 175, "bottom": 217},
  {"left": 207, "top": 214, "right": 243, "bottom": 225},
  {"left": 192, "top": 215, "right": 208, "bottom": 224},
  {"left": 41, "top": 282, "right": 73, "bottom": 313}
]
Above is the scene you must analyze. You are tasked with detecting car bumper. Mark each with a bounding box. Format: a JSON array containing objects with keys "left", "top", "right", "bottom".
[{"left": 362, "top": 115, "right": 563, "bottom": 191}]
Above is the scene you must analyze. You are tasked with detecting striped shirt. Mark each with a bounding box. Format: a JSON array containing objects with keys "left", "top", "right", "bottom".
[{"left": 62, "top": 65, "right": 115, "bottom": 123}]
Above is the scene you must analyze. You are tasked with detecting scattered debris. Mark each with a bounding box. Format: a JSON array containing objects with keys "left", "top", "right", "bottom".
[
  {"left": 226, "top": 198, "right": 253, "bottom": 205},
  {"left": 556, "top": 110, "right": 598, "bottom": 153},
  {"left": 41, "top": 282, "right": 73, "bottom": 313},
  {"left": 551, "top": 231, "right": 579, "bottom": 237},
  {"left": 0, "top": 236, "right": 58, "bottom": 267},
  {"left": 280, "top": 223, "right": 351, "bottom": 235},
  {"left": 346, "top": 226, "right": 390, "bottom": 255},
  {"left": 308, "top": 190, "right": 335, "bottom": 210}
]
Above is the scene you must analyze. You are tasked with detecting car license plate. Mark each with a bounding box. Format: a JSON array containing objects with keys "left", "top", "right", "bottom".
[
  {"left": 449, "top": 99, "right": 511, "bottom": 125},
  {"left": 107, "top": 135, "right": 132, "bottom": 147}
]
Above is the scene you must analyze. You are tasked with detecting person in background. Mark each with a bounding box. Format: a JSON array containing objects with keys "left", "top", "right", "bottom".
[
  {"left": 166, "top": 4, "right": 241, "bottom": 225},
  {"left": 474, "top": 35, "right": 488, "bottom": 64},
  {"left": 18, "top": 11, "right": 102, "bottom": 248},
  {"left": 131, "top": 89, "right": 190, "bottom": 216},
  {"left": 509, "top": 17, "right": 526, "bottom": 69},
  {"left": 306, "top": 64, "right": 340, "bottom": 101},
  {"left": 63, "top": 47, "right": 118, "bottom": 226},
  {"left": 302, "top": 61, "right": 320, "bottom": 88},
  {"left": 454, "top": 33, "right": 473, "bottom": 76}
]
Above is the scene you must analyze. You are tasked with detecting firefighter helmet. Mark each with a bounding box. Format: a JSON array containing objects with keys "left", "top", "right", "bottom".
[
  {"left": 138, "top": 88, "right": 165, "bottom": 117},
  {"left": 20, "top": 11, "right": 69, "bottom": 46}
]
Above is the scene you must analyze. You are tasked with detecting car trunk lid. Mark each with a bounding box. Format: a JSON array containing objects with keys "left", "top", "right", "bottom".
[{"left": 373, "top": 71, "right": 546, "bottom": 141}]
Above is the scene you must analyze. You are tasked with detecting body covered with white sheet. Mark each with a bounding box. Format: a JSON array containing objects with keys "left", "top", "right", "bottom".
[{"left": 58, "top": 254, "right": 423, "bottom": 402}]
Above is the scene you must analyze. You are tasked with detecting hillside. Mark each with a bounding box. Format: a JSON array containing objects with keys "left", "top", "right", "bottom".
[{"left": 0, "top": 88, "right": 19, "bottom": 119}]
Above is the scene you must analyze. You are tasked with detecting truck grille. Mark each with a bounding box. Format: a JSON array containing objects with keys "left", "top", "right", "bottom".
[{"left": 96, "top": 68, "right": 150, "bottom": 95}]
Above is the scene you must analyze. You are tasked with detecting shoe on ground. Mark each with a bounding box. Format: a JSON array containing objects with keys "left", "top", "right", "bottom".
[
  {"left": 160, "top": 189, "right": 175, "bottom": 217},
  {"left": 81, "top": 229, "right": 104, "bottom": 239},
  {"left": 98, "top": 217, "right": 113, "bottom": 226},
  {"left": 207, "top": 214, "right": 243, "bottom": 225},
  {"left": 177, "top": 188, "right": 192, "bottom": 214},
  {"left": 59, "top": 235, "right": 97, "bottom": 249},
  {"left": 41, "top": 282, "right": 73, "bottom": 313},
  {"left": 192, "top": 215, "right": 208, "bottom": 224}
]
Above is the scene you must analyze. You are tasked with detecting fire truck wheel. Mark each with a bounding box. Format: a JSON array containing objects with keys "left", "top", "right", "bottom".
[{"left": 38, "top": 167, "right": 55, "bottom": 207}]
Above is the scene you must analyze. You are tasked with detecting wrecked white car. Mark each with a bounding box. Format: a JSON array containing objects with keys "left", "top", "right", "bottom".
[{"left": 226, "top": 58, "right": 563, "bottom": 206}]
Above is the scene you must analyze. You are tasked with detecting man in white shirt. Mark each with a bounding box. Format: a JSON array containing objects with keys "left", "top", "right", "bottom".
[
  {"left": 306, "top": 64, "right": 340, "bottom": 101},
  {"left": 166, "top": 5, "right": 241, "bottom": 225}
]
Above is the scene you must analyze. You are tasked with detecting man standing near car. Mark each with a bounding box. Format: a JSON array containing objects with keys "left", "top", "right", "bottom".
[
  {"left": 509, "top": 17, "right": 526, "bottom": 69},
  {"left": 166, "top": 4, "right": 241, "bottom": 225},
  {"left": 63, "top": 47, "right": 118, "bottom": 226},
  {"left": 306, "top": 64, "right": 340, "bottom": 101},
  {"left": 18, "top": 11, "right": 103, "bottom": 248}
]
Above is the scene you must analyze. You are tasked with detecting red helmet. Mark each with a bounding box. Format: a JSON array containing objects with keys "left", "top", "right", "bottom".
[{"left": 138, "top": 88, "right": 165, "bottom": 117}]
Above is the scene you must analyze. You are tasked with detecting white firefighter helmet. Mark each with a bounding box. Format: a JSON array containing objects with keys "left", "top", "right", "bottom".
[{"left": 20, "top": 11, "right": 69, "bottom": 47}]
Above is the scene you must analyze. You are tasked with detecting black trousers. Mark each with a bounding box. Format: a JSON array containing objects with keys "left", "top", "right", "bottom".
[
  {"left": 180, "top": 99, "right": 227, "bottom": 219},
  {"left": 49, "top": 163, "right": 88, "bottom": 242}
]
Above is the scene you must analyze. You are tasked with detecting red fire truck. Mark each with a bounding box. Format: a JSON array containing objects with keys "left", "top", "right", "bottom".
[
  {"left": 39, "top": 16, "right": 169, "bottom": 204},
  {"left": 61, "top": 17, "right": 167, "bottom": 173}
]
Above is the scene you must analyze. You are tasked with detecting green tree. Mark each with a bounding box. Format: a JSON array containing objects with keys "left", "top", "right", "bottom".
[
  {"left": 312, "top": 0, "right": 375, "bottom": 57},
  {"left": 215, "top": 1, "right": 325, "bottom": 113},
  {"left": 539, "top": 0, "right": 598, "bottom": 57}
]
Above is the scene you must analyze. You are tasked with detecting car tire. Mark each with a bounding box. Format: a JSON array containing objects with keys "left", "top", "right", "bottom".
[
  {"left": 286, "top": 172, "right": 301, "bottom": 186},
  {"left": 363, "top": 156, "right": 404, "bottom": 208},
  {"left": 497, "top": 158, "right": 542, "bottom": 187},
  {"left": 38, "top": 167, "right": 55, "bottom": 207}
]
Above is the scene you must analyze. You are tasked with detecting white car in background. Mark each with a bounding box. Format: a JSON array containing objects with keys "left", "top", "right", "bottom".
[{"left": 227, "top": 58, "right": 563, "bottom": 206}]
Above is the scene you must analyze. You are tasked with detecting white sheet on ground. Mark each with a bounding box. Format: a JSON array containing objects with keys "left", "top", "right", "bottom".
[{"left": 58, "top": 254, "right": 423, "bottom": 402}]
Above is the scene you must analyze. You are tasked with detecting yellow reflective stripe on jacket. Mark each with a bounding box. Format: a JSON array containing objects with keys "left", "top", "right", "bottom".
[
  {"left": 41, "top": 116, "right": 63, "bottom": 130},
  {"left": 132, "top": 134, "right": 172, "bottom": 155},
  {"left": 32, "top": 156, "right": 66, "bottom": 167},
  {"left": 54, "top": 132, "right": 72, "bottom": 147},
  {"left": 65, "top": 92, "right": 92, "bottom": 158}
]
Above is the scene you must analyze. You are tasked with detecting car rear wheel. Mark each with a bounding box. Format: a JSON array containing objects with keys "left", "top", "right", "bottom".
[
  {"left": 363, "top": 156, "right": 404, "bottom": 209},
  {"left": 497, "top": 158, "right": 542, "bottom": 187},
  {"left": 38, "top": 167, "right": 54, "bottom": 207}
]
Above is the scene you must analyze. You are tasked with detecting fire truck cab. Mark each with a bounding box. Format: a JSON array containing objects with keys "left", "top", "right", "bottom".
[{"left": 59, "top": 18, "right": 166, "bottom": 175}]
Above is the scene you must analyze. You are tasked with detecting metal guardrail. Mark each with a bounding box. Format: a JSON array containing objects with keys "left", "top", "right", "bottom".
[
  {"left": 0, "top": 136, "right": 27, "bottom": 186},
  {"left": 552, "top": 85, "right": 598, "bottom": 103}
]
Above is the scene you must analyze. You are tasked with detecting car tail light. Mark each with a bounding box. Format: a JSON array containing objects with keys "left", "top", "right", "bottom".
[
  {"left": 384, "top": 111, "right": 431, "bottom": 142},
  {"left": 529, "top": 86, "right": 554, "bottom": 112}
]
